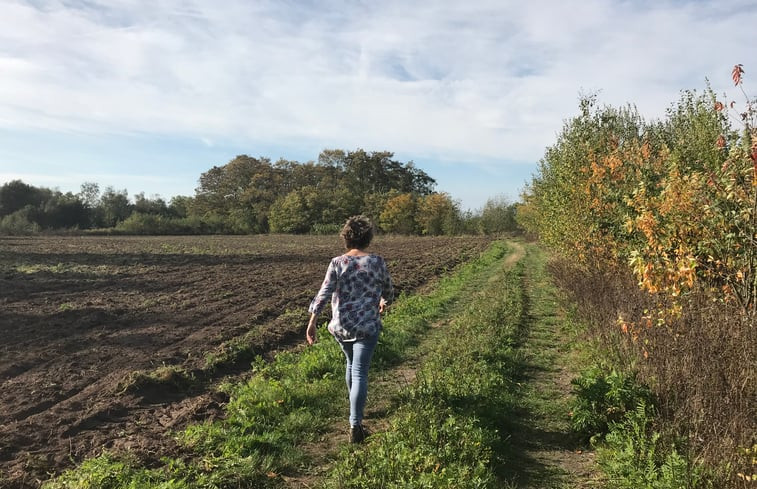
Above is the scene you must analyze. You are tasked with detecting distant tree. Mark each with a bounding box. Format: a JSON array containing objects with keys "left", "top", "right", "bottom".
[
  {"left": 133, "top": 192, "right": 169, "bottom": 216},
  {"left": 269, "top": 190, "right": 310, "bottom": 233},
  {"left": 36, "top": 192, "right": 89, "bottom": 229},
  {"left": 99, "top": 187, "right": 132, "bottom": 227},
  {"left": 515, "top": 185, "right": 538, "bottom": 238},
  {"left": 268, "top": 186, "right": 333, "bottom": 233},
  {"left": 77, "top": 182, "right": 102, "bottom": 227},
  {"left": 0, "top": 181, "right": 91, "bottom": 231},
  {"left": 401, "top": 161, "right": 437, "bottom": 196},
  {"left": 192, "top": 149, "right": 438, "bottom": 234},
  {"left": 195, "top": 155, "right": 268, "bottom": 213},
  {"left": 416, "top": 192, "right": 461, "bottom": 235},
  {"left": 0, "top": 208, "right": 39, "bottom": 235},
  {"left": 362, "top": 192, "right": 392, "bottom": 225},
  {"left": 380, "top": 193, "right": 417, "bottom": 234},
  {"left": 458, "top": 209, "right": 482, "bottom": 235},
  {"left": 0, "top": 180, "right": 48, "bottom": 217},
  {"left": 320, "top": 149, "right": 436, "bottom": 196},
  {"left": 168, "top": 195, "right": 193, "bottom": 218},
  {"left": 194, "top": 155, "right": 281, "bottom": 232},
  {"left": 78, "top": 182, "right": 100, "bottom": 208},
  {"left": 479, "top": 195, "right": 519, "bottom": 234}
]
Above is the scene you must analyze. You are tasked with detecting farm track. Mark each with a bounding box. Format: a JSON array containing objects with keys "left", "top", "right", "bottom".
[
  {"left": 280, "top": 241, "right": 601, "bottom": 488},
  {"left": 502, "top": 244, "right": 601, "bottom": 488},
  {"left": 0, "top": 234, "right": 492, "bottom": 488},
  {"left": 281, "top": 241, "right": 527, "bottom": 488}
]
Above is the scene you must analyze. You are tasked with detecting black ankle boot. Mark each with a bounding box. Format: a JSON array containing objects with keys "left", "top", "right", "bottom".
[{"left": 350, "top": 424, "right": 365, "bottom": 443}]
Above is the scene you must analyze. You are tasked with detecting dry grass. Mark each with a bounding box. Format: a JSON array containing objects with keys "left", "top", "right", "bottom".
[{"left": 547, "top": 258, "right": 756, "bottom": 484}]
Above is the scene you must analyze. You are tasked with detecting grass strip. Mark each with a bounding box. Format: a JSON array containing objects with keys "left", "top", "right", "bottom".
[
  {"left": 323, "top": 248, "right": 526, "bottom": 489},
  {"left": 42, "top": 242, "right": 511, "bottom": 489}
]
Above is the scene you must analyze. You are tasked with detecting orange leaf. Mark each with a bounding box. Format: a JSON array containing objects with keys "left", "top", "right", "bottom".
[
  {"left": 714, "top": 101, "right": 724, "bottom": 111},
  {"left": 716, "top": 134, "right": 727, "bottom": 148},
  {"left": 732, "top": 64, "right": 744, "bottom": 85}
]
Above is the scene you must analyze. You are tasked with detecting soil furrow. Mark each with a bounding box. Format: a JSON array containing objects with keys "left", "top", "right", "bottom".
[{"left": 0, "top": 234, "right": 492, "bottom": 488}]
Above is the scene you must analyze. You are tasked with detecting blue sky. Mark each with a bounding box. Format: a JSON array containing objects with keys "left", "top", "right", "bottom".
[{"left": 1, "top": 0, "right": 755, "bottom": 211}]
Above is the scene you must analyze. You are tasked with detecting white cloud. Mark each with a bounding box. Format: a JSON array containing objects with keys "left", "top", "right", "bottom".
[{"left": 0, "top": 0, "right": 755, "bottom": 176}]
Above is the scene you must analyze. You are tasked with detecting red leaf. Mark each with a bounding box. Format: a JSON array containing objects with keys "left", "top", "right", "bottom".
[
  {"left": 714, "top": 101, "right": 724, "bottom": 111},
  {"left": 716, "top": 134, "right": 727, "bottom": 148},
  {"left": 732, "top": 64, "right": 744, "bottom": 85}
]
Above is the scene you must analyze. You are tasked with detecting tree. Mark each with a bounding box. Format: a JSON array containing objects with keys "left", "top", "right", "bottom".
[
  {"left": 380, "top": 193, "right": 417, "bottom": 234},
  {"left": 416, "top": 192, "right": 460, "bottom": 235},
  {"left": 479, "top": 195, "right": 518, "bottom": 234},
  {"left": 191, "top": 149, "right": 437, "bottom": 234},
  {"left": 168, "top": 195, "right": 193, "bottom": 218},
  {"left": 0, "top": 180, "right": 48, "bottom": 217},
  {"left": 77, "top": 182, "right": 102, "bottom": 227},
  {"left": 268, "top": 190, "right": 310, "bottom": 233},
  {"left": 38, "top": 192, "right": 89, "bottom": 229},
  {"left": 99, "top": 187, "right": 132, "bottom": 227},
  {"left": 78, "top": 182, "right": 100, "bottom": 208},
  {"left": 362, "top": 192, "right": 392, "bottom": 225},
  {"left": 133, "top": 192, "right": 169, "bottom": 216},
  {"left": 319, "top": 148, "right": 437, "bottom": 196}
]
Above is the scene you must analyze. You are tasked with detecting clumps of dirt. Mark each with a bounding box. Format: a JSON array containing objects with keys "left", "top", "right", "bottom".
[{"left": 0, "top": 234, "right": 491, "bottom": 488}]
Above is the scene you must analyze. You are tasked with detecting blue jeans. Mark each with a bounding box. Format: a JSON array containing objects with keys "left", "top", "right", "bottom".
[{"left": 338, "top": 334, "right": 378, "bottom": 427}]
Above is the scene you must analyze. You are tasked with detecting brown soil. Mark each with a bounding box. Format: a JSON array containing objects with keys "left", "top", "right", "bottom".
[
  {"left": 0, "top": 234, "right": 491, "bottom": 488},
  {"left": 280, "top": 240, "right": 527, "bottom": 489}
]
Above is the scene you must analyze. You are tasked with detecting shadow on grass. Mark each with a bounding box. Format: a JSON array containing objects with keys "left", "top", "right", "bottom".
[{"left": 492, "top": 251, "right": 587, "bottom": 488}]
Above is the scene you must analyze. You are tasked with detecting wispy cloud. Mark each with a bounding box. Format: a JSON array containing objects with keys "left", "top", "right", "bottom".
[{"left": 1, "top": 0, "right": 755, "bottom": 205}]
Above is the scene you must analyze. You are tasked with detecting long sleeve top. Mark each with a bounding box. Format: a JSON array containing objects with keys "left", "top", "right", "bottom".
[{"left": 308, "top": 254, "right": 394, "bottom": 342}]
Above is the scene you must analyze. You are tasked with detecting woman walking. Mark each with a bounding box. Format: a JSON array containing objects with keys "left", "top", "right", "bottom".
[{"left": 307, "top": 215, "right": 394, "bottom": 443}]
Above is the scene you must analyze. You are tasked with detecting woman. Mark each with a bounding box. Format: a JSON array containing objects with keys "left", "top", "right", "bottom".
[{"left": 307, "top": 215, "right": 394, "bottom": 443}]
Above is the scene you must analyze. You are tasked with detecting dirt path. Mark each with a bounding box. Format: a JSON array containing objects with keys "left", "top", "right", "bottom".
[
  {"left": 500, "top": 244, "right": 602, "bottom": 488},
  {"left": 281, "top": 241, "right": 528, "bottom": 488},
  {"left": 279, "top": 241, "right": 602, "bottom": 488}
]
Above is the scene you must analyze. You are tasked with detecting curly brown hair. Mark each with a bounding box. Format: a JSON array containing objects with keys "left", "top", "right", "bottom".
[{"left": 340, "top": 215, "right": 374, "bottom": 250}]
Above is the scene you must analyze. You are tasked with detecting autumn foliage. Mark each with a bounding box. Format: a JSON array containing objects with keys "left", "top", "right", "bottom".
[{"left": 520, "top": 66, "right": 756, "bottom": 485}]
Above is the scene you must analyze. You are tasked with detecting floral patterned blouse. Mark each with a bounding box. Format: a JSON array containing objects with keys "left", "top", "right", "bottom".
[{"left": 309, "top": 254, "right": 394, "bottom": 342}]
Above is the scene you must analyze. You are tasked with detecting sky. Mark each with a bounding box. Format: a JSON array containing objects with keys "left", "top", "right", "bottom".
[{"left": 1, "top": 0, "right": 755, "bottom": 211}]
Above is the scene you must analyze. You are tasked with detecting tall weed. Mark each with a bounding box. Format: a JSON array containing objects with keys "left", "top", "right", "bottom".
[{"left": 597, "top": 403, "right": 710, "bottom": 489}]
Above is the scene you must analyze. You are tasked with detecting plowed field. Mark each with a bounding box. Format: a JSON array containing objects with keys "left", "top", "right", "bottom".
[{"left": 0, "top": 234, "right": 491, "bottom": 488}]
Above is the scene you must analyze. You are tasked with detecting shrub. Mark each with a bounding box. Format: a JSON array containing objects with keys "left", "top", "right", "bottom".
[
  {"left": 570, "top": 366, "right": 653, "bottom": 442},
  {"left": 0, "top": 209, "right": 40, "bottom": 235},
  {"left": 598, "top": 403, "right": 710, "bottom": 489},
  {"left": 310, "top": 222, "right": 342, "bottom": 235}
]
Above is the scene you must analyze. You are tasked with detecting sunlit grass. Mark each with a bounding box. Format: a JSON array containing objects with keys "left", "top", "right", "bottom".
[{"left": 43, "top": 241, "right": 510, "bottom": 489}]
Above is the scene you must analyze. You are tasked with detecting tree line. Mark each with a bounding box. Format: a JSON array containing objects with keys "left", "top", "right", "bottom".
[{"left": 1, "top": 149, "right": 518, "bottom": 235}]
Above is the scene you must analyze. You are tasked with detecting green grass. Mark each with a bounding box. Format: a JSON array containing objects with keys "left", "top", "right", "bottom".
[
  {"left": 43, "top": 241, "right": 511, "bottom": 489},
  {"left": 323, "top": 245, "right": 525, "bottom": 488}
]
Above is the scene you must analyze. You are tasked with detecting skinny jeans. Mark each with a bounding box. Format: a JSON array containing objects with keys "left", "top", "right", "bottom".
[{"left": 337, "top": 334, "right": 378, "bottom": 427}]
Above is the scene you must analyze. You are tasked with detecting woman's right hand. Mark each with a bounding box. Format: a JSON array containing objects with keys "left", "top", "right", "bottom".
[{"left": 306, "top": 317, "right": 317, "bottom": 345}]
